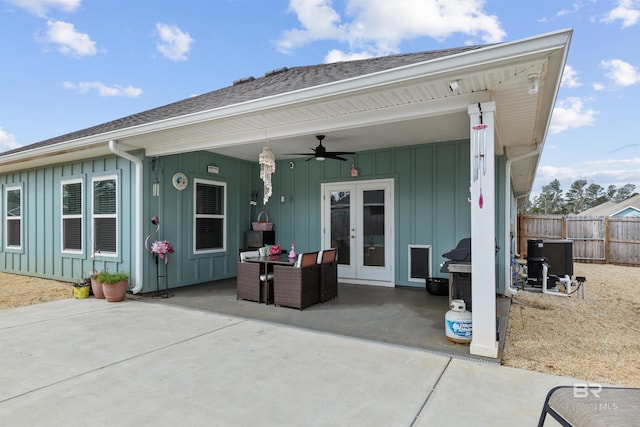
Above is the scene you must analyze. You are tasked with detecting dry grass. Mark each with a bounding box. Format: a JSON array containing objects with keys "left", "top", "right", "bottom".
[
  {"left": 502, "top": 263, "right": 640, "bottom": 387},
  {"left": 0, "top": 272, "right": 72, "bottom": 309},
  {"left": 2, "top": 264, "right": 639, "bottom": 387}
]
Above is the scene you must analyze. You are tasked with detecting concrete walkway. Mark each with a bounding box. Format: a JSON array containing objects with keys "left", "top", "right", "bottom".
[{"left": 1, "top": 298, "right": 579, "bottom": 426}]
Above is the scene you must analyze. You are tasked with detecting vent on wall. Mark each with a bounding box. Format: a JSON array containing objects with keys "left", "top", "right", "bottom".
[{"left": 408, "top": 245, "right": 432, "bottom": 282}]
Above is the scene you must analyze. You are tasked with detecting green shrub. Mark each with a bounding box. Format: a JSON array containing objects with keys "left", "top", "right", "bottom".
[{"left": 97, "top": 271, "right": 129, "bottom": 285}]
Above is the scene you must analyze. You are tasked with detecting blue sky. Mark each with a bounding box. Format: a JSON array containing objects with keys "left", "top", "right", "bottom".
[{"left": 1, "top": 0, "right": 639, "bottom": 197}]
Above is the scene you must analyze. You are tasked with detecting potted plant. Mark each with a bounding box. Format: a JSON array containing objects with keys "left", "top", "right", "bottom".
[
  {"left": 89, "top": 270, "right": 104, "bottom": 299},
  {"left": 97, "top": 271, "right": 129, "bottom": 302},
  {"left": 89, "top": 248, "right": 105, "bottom": 298},
  {"left": 73, "top": 277, "right": 91, "bottom": 299}
]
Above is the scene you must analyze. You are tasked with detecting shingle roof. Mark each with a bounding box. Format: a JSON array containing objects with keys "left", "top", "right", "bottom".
[
  {"left": 2, "top": 45, "right": 485, "bottom": 156},
  {"left": 578, "top": 194, "right": 640, "bottom": 217}
]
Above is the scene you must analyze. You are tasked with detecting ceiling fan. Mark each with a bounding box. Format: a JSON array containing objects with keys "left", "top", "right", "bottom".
[{"left": 286, "top": 135, "right": 355, "bottom": 161}]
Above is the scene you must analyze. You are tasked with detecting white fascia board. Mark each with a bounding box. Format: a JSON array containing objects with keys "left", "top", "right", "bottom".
[{"left": 145, "top": 91, "right": 491, "bottom": 157}]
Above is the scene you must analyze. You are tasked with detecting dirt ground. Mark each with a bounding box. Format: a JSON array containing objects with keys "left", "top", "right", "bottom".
[
  {"left": 502, "top": 262, "right": 640, "bottom": 388},
  {"left": 1, "top": 264, "right": 639, "bottom": 387}
]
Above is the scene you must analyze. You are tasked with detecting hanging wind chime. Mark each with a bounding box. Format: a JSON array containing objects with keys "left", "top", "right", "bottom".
[
  {"left": 472, "top": 105, "right": 487, "bottom": 209},
  {"left": 259, "top": 146, "right": 276, "bottom": 204}
]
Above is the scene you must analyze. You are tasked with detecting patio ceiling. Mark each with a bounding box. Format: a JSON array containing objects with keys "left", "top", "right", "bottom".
[{"left": 0, "top": 29, "right": 571, "bottom": 196}]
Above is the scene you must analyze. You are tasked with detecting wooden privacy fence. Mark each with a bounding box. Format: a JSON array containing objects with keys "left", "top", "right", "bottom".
[{"left": 518, "top": 214, "right": 640, "bottom": 266}]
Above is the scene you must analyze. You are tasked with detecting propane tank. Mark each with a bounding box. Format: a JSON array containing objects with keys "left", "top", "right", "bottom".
[{"left": 445, "top": 299, "right": 472, "bottom": 344}]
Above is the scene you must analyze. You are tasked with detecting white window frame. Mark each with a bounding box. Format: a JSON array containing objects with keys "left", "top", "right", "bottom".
[
  {"left": 193, "top": 178, "right": 227, "bottom": 254},
  {"left": 91, "top": 174, "right": 118, "bottom": 257},
  {"left": 61, "top": 178, "right": 84, "bottom": 254},
  {"left": 5, "top": 184, "right": 22, "bottom": 250}
]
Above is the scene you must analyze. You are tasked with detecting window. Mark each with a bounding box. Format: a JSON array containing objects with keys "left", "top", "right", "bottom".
[
  {"left": 5, "top": 185, "right": 22, "bottom": 249},
  {"left": 194, "top": 179, "right": 226, "bottom": 253},
  {"left": 92, "top": 176, "right": 117, "bottom": 255},
  {"left": 62, "top": 179, "right": 83, "bottom": 253}
]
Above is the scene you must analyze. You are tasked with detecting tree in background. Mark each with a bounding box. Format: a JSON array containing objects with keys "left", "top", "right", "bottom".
[
  {"left": 523, "top": 181, "right": 637, "bottom": 214},
  {"left": 529, "top": 179, "right": 566, "bottom": 214},
  {"left": 611, "top": 183, "right": 637, "bottom": 202},
  {"left": 565, "top": 179, "right": 587, "bottom": 214}
]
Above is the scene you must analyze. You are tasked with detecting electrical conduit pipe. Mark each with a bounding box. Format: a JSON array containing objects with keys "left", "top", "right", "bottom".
[{"left": 109, "top": 140, "right": 144, "bottom": 294}]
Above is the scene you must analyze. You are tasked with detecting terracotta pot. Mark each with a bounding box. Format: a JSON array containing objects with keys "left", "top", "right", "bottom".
[
  {"left": 90, "top": 277, "right": 105, "bottom": 299},
  {"left": 102, "top": 280, "right": 129, "bottom": 302}
]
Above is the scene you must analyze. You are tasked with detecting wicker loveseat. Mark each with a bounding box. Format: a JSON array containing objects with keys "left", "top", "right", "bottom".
[{"left": 273, "top": 252, "right": 319, "bottom": 310}]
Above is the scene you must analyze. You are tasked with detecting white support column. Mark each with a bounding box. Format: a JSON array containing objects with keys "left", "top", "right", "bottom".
[{"left": 468, "top": 102, "right": 498, "bottom": 358}]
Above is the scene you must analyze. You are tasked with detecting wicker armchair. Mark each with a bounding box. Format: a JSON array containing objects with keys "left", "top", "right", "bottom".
[
  {"left": 318, "top": 248, "right": 338, "bottom": 302},
  {"left": 236, "top": 250, "right": 272, "bottom": 303},
  {"left": 273, "top": 252, "right": 319, "bottom": 310}
]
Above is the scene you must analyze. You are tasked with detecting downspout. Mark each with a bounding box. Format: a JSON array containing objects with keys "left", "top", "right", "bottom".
[
  {"left": 109, "top": 140, "right": 144, "bottom": 294},
  {"left": 504, "top": 144, "right": 540, "bottom": 295},
  {"left": 514, "top": 192, "right": 530, "bottom": 257}
]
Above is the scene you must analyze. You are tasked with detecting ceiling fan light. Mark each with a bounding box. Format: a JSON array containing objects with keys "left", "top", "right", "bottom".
[{"left": 316, "top": 156, "right": 326, "bottom": 161}]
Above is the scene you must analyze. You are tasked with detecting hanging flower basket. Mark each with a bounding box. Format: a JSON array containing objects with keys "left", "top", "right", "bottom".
[{"left": 252, "top": 211, "right": 273, "bottom": 231}]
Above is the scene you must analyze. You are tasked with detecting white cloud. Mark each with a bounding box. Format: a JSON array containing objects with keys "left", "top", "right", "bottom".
[
  {"left": 38, "top": 20, "right": 97, "bottom": 57},
  {"left": 324, "top": 49, "right": 372, "bottom": 63},
  {"left": 600, "top": 59, "right": 640, "bottom": 86},
  {"left": 592, "top": 82, "right": 605, "bottom": 91},
  {"left": 4, "top": 0, "right": 80, "bottom": 17},
  {"left": 601, "top": 0, "right": 640, "bottom": 28},
  {"left": 0, "top": 127, "right": 22, "bottom": 152},
  {"left": 155, "top": 23, "right": 194, "bottom": 61},
  {"left": 63, "top": 81, "right": 142, "bottom": 97},
  {"left": 560, "top": 65, "right": 581, "bottom": 88},
  {"left": 549, "top": 97, "right": 598, "bottom": 134},
  {"left": 277, "top": 0, "right": 506, "bottom": 59}
]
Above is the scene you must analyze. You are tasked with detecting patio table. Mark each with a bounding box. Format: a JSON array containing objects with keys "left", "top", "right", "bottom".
[{"left": 245, "top": 254, "right": 296, "bottom": 303}]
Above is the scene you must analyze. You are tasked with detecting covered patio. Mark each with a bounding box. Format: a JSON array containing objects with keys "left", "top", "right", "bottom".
[{"left": 132, "top": 280, "right": 510, "bottom": 363}]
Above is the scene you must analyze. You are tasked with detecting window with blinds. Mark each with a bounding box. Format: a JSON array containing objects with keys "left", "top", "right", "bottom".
[
  {"left": 62, "top": 180, "right": 83, "bottom": 252},
  {"left": 92, "top": 176, "right": 117, "bottom": 255},
  {"left": 5, "top": 186, "right": 22, "bottom": 249},
  {"left": 194, "top": 179, "right": 226, "bottom": 253}
]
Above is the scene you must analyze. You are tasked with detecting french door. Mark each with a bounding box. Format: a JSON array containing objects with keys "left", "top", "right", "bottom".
[{"left": 321, "top": 179, "right": 394, "bottom": 286}]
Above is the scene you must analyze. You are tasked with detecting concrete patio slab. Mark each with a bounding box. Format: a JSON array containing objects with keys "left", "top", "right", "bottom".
[{"left": 1, "top": 298, "right": 580, "bottom": 426}]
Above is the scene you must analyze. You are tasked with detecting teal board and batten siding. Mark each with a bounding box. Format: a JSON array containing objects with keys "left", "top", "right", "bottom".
[
  {"left": 0, "top": 155, "right": 136, "bottom": 284},
  {"left": 0, "top": 150, "right": 257, "bottom": 292},
  {"left": 143, "top": 152, "right": 256, "bottom": 292},
  {"left": 267, "top": 140, "right": 506, "bottom": 289},
  {"left": 0, "top": 140, "right": 506, "bottom": 293}
]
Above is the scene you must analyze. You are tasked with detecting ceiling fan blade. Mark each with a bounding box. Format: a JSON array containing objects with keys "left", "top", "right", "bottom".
[
  {"left": 325, "top": 151, "right": 355, "bottom": 156},
  {"left": 327, "top": 155, "right": 349, "bottom": 161}
]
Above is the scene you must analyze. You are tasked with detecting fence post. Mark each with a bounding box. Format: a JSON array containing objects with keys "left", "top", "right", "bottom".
[{"left": 605, "top": 217, "right": 610, "bottom": 264}]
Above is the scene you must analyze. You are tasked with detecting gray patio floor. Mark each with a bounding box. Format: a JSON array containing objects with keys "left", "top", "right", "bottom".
[
  {"left": 131, "top": 280, "right": 510, "bottom": 363},
  {"left": 1, "top": 296, "right": 578, "bottom": 426}
]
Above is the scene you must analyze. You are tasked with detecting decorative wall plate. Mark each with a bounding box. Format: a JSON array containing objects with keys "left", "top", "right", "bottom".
[{"left": 172, "top": 172, "right": 188, "bottom": 190}]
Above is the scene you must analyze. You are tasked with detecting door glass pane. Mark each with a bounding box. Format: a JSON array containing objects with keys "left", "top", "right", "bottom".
[
  {"left": 330, "top": 191, "right": 350, "bottom": 265},
  {"left": 363, "top": 189, "right": 384, "bottom": 267}
]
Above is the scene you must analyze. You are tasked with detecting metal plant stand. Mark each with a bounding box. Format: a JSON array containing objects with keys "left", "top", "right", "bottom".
[{"left": 152, "top": 255, "right": 174, "bottom": 299}]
